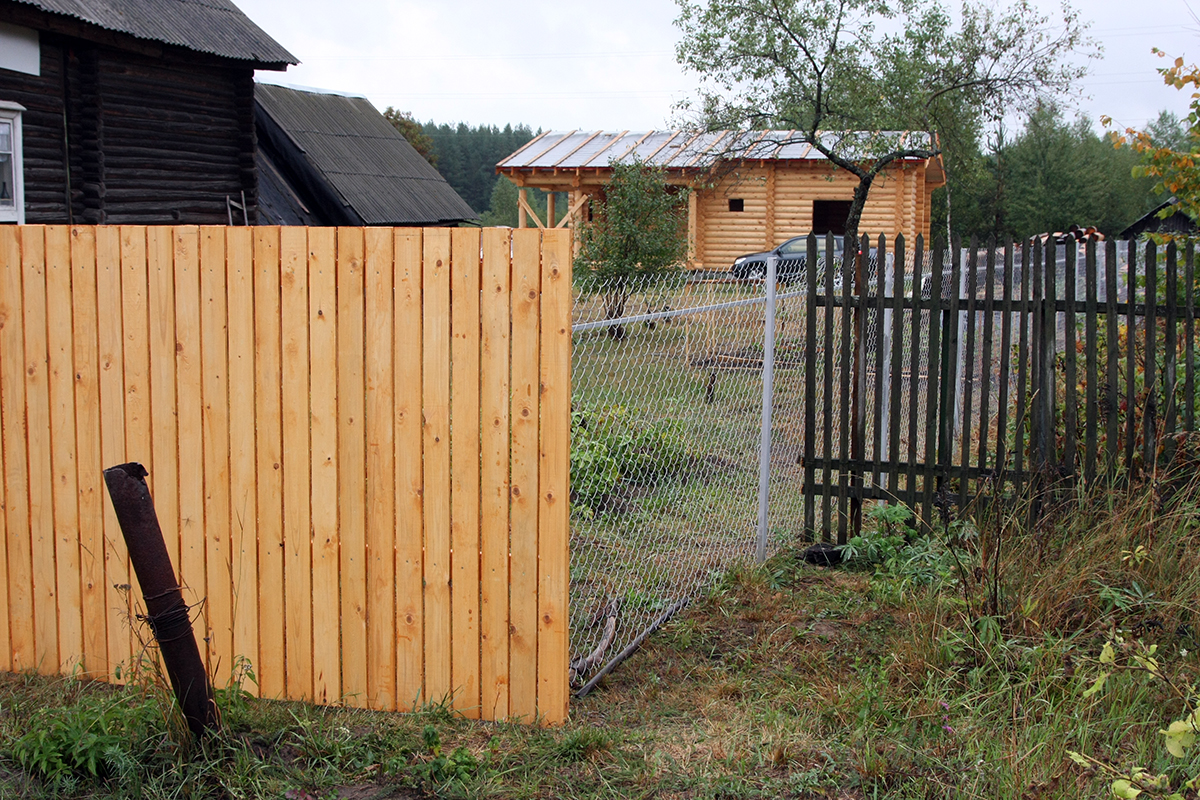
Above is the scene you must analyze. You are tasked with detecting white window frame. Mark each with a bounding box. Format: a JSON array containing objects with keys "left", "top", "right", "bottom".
[{"left": 0, "top": 101, "right": 26, "bottom": 225}]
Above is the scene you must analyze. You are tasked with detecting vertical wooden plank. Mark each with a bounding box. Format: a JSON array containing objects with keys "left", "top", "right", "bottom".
[
  {"left": 253, "top": 227, "right": 285, "bottom": 700},
  {"left": 802, "top": 233, "right": 817, "bottom": 536},
  {"left": 422, "top": 228, "right": 452, "bottom": 705},
  {"left": 509, "top": 228, "right": 541, "bottom": 720},
  {"left": 0, "top": 226, "right": 33, "bottom": 672},
  {"left": 280, "top": 226, "right": 313, "bottom": 700},
  {"left": 1043, "top": 238, "right": 1058, "bottom": 473},
  {"left": 364, "top": 228, "right": 396, "bottom": 711},
  {"left": 1143, "top": 241, "right": 1158, "bottom": 467},
  {"left": 888, "top": 235, "right": 906, "bottom": 503},
  {"left": 22, "top": 227, "right": 59, "bottom": 674},
  {"left": 71, "top": 227, "right": 105, "bottom": 675},
  {"left": 450, "top": 228, "right": 481, "bottom": 717},
  {"left": 309, "top": 227, "right": 340, "bottom": 705},
  {"left": 996, "top": 242, "right": 1014, "bottom": 480},
  {"left": 1013, "top": 241, "right": 1031, "bottom": 497},
  {"left": 1105, "top": 240, "right": 1120, "bottom": 469},
  {"left": 200, "top": 227, "right": 232, "bottom": 686},
  {"left": 836, "top": 237, "right": 853, "bottom": 543},
  {"left": 146, "top": 228, "right": 178, "bottom": 582},
  {"left": 1185, "top": 243, "right": 1195, "bottom": 433},
  {"left": 337, "top": 228, "right": 368, "bottom": 708},
  {"left": 480, "top": 228, "right": 511, "bottom": 720},
  {"left": 871, "top": 235, "right": 887, "bottom": 494},
  {"left": 226, "top": 226, "right": 258, "bottom": 692},
  {"left": 821, "top": 232, "right": 835, "bottom": 537},
  {"left": 1063, "top": 241, "right": 1078, "bottom": 475},
  {"left": 46, "top": 226, "right": 82, "bottom": 672},
  {"left": 97, "top": 226, "right": 131, "bottom": 679},
  {"left": 941, "top": 239, "right": 962, "bottom": 508},
  {"left": 1030, "top": 240, "right": 1046, "bottom": 476},
  {"left": 120, "top": 227, "right": 153, "bottom": 642},
  {"left": 1163, "top": 243, "right": 1179, "bottom": 440},
  {"left": 173, "top": 227, "right": 206, "bottom": 626},
  {"left": 959, "top": 243, "right": 977, "bottom": 510},
  {"left": 905, "top": 236, "right": 924, "bottom": 512},
  {"left": 0, "top": 264, "right": 7, "bottom": 670},
  {"left": 1125, "top": 240, "right": 1138, "bottom": 471},
  {"left": 538, "top": 229, "right": 571, "bottom": 725},
  {"left": 921, "top": 243, "right": 944, "bottom": 529},
  {"left": 394, "top": 229, "right": 424, "bottom": 709},
  {"left": 978, "top": 242, "right": 997, "bottom": 480},
  {"left": 1084, "top": 240, "right": 1099, "bottom": 485}
]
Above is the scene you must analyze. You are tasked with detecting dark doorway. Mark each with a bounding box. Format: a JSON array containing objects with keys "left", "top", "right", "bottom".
[{"left": 812, "top": 200, "right": 852, "bottom": 235}]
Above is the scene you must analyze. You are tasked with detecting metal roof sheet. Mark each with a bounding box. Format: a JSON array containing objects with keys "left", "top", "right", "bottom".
[
  {"left": 497, "top": 130, "right": 935, "bottom": 170},
  {"left": 12, "top": 0, "right": 296, "bottom": 65},
  {"left": 255, "top": 83, "right": 477, "bottom": 226}
]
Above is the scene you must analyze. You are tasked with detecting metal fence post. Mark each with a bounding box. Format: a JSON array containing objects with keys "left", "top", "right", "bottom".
[{"left": 756, "top": 253, "right": 778, "bottom": 563}]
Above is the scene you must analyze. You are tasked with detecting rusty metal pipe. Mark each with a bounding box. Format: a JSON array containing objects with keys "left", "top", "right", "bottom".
[{"left": 102, "top": 462, "right": 218, "bottom": 738}]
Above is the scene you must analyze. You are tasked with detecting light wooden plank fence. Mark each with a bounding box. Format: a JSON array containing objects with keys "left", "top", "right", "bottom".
[{"left": 0, "top": 225, "right": 571, "bottom": 724}]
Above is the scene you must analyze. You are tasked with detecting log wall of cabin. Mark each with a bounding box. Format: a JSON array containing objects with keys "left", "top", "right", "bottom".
[
  {"left": 0, "top": 27, "right": 257, "bottom": 225},
  {"left": 696, "top": 161, "right": 932, "bottom": 270}
]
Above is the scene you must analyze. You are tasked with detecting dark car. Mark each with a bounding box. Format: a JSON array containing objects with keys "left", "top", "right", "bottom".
[{"left": 729, "top": 236, "right": 845, "bottom": 284}]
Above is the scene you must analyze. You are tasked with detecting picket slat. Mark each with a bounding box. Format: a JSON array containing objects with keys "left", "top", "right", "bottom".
[
  {"left": 479, "top": 228, "right": 511, "bottom": 720},
  {"left": 509, "top": 229, "right": 541, "bottom": 720},
  {"left": 280, "top": 226, "right": 313, "bottom": 701},
  {"left": 253, "top": 227, "right": 285, "bottom": 700},
  {"left": 200, "top": 227, "right": 233, "bottom": 685},
  {"left": 364, "top": 227, "right": 396, "bottom": 711},
  {"left": 1105, "top": 240, "right": 1120, "bottom": 467},
  {"left": 173, "top": 226, "right": 206, "bottom": 624},
  {"left": 450, "top": 228, "right": 482, "bottom": 717},
  {"left": 71, "top": 227, "right": 105, "bottom": 675},
  {"left": 226, "top": 226, "right": 258, "bottom": 690},
  {"left": 537, "top": 229, "right": 571, "bottom": 725},
  {"left": 422, "top": 228, "right": 453, "bottom": 704},
  {"left": 394, "top": 230, "right": 424, "bottom": 709},
  {"left": 46, "top": 226, "right": 82, "bottom": 672},
  {"left": 146, "top": 228, "right": 179, "bottom": 580},
  {"left": 97, "top": 226, "right": 132, "bottom": 678},
  {"left": 22, "top": 227, "right": 59, "bottom": 674},
  {"left": 2, "top": 227, "right": 34, "bottom": 672},
  {"left": 308, "top": 227, "right": 340, "bottom": 705},
  {"left": 337, "top": 228, "right": 368, "bottom": 708}
]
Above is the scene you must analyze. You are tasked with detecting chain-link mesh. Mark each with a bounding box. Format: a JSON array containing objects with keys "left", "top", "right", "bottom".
[
  {"left": 567, "top": 252, "right": 951, "bottom": 687},
  {"left": 569, "top": 272, "right": 769, "bottom": 685}
]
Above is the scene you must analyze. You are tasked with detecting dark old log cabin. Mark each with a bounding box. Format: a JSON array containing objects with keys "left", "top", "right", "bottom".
[{"left": 0, "top": 0, "right": 295, "bottom": 225}]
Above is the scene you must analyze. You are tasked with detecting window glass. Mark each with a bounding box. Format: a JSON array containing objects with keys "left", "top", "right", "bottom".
[{"left": 0, "top": 119, "right": 12, "bottom": 207}]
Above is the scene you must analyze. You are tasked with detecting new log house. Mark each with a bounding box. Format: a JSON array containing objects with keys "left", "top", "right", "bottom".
[{"left": 497, "top": 130, "right": 946, "bottom": 271}]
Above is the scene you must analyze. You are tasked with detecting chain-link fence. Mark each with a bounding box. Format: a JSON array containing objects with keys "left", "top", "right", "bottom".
[{"left": 568, "top": 246, "right": 973, "bottom": 690}]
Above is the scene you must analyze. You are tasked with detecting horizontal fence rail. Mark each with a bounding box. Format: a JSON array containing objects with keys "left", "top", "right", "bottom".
[{"left": 0, "top": 224, "right": 571, "bottom": 724}]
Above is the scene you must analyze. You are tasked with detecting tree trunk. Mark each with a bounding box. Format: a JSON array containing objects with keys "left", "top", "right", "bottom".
[{"left": 844, "top": 176, "right": 874, "bottom": 245}]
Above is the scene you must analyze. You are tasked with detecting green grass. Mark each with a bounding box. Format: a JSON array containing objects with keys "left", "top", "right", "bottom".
[{"left": 3, "top": 473, "right": 1199, "bottom": 798}]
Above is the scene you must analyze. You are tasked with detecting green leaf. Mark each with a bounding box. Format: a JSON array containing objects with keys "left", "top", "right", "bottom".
[
  {"left": 1111, "top": 779, "right": 1142, "bottom": 799},
  {"left": 1082, "top": 672, "right": 1109, "bottom": 698},
  {"left": 1067, "top": 750, "right": 1091, "bottom": 767},
  {"left": 1099, "top": 642, "right": 1116, "bottom": 665}
]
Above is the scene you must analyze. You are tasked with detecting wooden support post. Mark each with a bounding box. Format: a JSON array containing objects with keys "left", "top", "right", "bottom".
[
  {"left": 518, "top": 189, "right": 528, "bottom": 229},
  {"left": 546, "top": 193, "right": 556, "bottom": 228}
]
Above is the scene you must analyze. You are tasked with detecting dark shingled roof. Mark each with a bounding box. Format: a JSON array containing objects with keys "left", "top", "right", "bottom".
[
  {"left": 11, "top": 0, "right": 296, "bottom": 65},
  {"left": 255, "top": 83, "right": 478, "bottom": 227}
]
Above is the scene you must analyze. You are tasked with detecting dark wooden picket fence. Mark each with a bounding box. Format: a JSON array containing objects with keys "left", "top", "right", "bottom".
[{"left": 799, "top": 234, "right": 1199, "bottom": 541}]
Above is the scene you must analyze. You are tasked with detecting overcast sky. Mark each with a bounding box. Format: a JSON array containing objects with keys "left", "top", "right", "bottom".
[{"left": 240, "top": 0, "right": 1200, "bottom": 136}]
